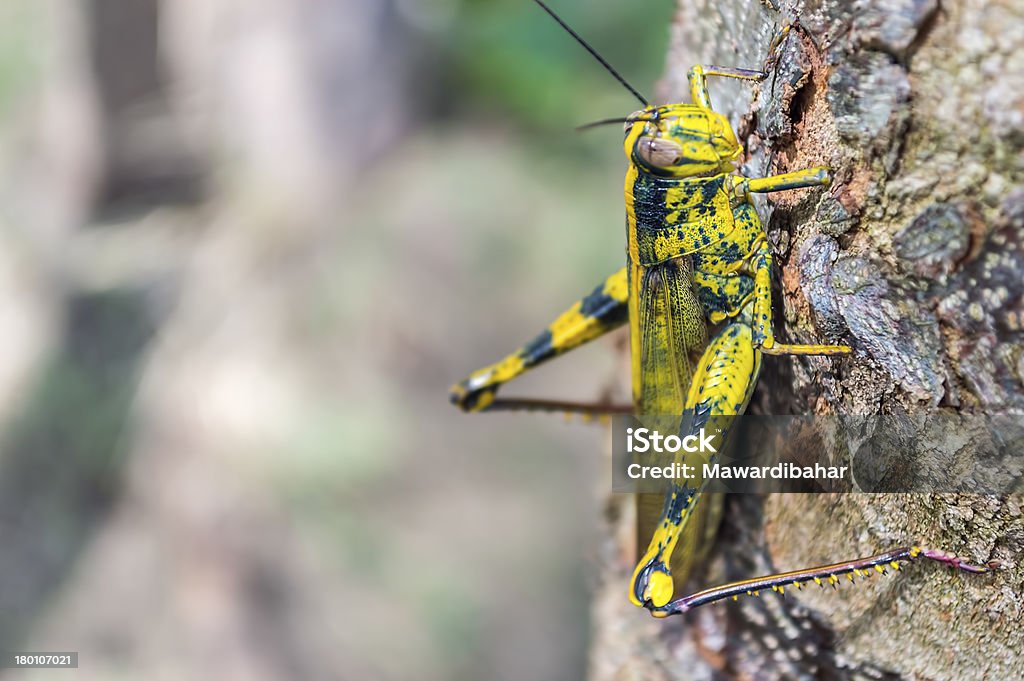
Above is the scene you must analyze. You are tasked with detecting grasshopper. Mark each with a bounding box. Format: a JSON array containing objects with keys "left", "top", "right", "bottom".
[{"left": 450, "top": 0, "right": 991, "bottom": 617}]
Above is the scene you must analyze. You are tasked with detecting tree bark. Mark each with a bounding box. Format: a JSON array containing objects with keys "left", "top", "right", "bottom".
[{"left": 590, "top": 1, "right": 1023, "bottom": 679}]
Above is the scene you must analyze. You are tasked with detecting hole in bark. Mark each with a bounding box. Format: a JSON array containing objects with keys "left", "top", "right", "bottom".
[{"left": 788, "top": 75, "right": 817, "bottom": 134}]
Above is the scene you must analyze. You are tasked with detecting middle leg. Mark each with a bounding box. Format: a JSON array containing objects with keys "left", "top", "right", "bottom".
[{"left": 749, "top": 243, "right": 850, "bottom": 356}]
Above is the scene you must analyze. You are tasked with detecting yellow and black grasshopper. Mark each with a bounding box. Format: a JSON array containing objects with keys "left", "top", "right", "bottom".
[{"left": 450, "top": 0, "right": 991, "bottom": 617}]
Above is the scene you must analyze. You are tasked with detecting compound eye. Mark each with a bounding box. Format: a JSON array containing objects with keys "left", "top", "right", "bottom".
[{"left": 635, "top": 136, "right": 684, "bottom": 168}]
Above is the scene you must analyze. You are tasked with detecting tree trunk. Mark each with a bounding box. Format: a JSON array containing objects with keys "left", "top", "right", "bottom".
[{"left": 590, "top": 1, "right": 1023, "bottom": 678}]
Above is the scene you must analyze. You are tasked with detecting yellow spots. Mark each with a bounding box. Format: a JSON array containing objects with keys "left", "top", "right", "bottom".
[
  {"left": 650, "top": 181, "right": 736, "bottom": 258},
  {"left": 684, "top": 323, "right": 760, "bottom": 414},
  {"left": 890, "top": 561, "right": 901, "bottom": 571},
  {"left": 694, "top": 270, "right": 753, "bottom": 320},
  {"left": 875, "top": 565, "right": 885, "bottom": 574}
]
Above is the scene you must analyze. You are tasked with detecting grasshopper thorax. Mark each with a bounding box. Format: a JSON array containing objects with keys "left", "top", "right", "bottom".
[{"left": 624, "top": 104, "right": 741, "bottom": 178}]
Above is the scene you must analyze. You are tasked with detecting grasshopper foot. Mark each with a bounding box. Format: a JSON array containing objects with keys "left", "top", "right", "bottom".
[
  {"left": 449, "top": 372, "right": 499, "bottom": 412},
  {"left": 630, "top": 554, "right": 675, "bottom": 610}
]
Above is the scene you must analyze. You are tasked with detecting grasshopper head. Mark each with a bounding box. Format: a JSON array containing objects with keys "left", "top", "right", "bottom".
[{"left": 624, "top": 104, "right": 741, "bottom": 177}]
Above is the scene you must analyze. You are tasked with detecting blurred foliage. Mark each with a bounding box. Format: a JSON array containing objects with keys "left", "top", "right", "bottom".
[
  {"left": 421, "top": 0, "right": 672, "bottom": 133},
  {"left": 0, "top": 2, "right": 42, "bottom": 120},
  {"left": 0, "top": 1, "right": 675, "bottom": 677}
]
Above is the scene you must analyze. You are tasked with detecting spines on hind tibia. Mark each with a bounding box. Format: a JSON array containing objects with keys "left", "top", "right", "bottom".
[{"left": 647, "top": 546, "right": 997, "bottom": 617}]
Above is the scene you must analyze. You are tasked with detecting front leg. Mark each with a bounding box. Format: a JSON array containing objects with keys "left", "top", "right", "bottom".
[
  {"left": 688, "top": 64, "right": 766, "bottom": 110},
  {"left": 450, "top": 267, "right": 629, "bottom": 412},
  {"left": 734, "top": 167, "right": 831, "bottom": 197}
]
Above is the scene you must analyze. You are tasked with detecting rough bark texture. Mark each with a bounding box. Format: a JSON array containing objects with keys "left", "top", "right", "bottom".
[{"left": 590, "top": 1, "right": 1023, "bottom": 679}]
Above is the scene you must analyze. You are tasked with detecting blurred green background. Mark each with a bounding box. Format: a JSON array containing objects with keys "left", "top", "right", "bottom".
[{"left": 0, "top": 0, "right": 671, "bottom": 679}]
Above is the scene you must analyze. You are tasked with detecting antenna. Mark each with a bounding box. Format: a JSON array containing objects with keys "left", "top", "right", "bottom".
[
  {"left": 532, "top": 0, "right": 649, "bottom": 107},
  {"left": 575, "top": 116, "right": 633, "bottom": 132}
]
